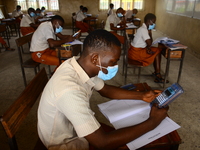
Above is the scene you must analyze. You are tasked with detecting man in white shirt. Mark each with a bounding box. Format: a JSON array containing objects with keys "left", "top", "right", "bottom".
[
  {"left": 107, "top": 3, "right": 114, "bottom": 17},
  {"left": 37, "top": 29, "right": 168, "bottom": 150},
  {"left": 125, "top": 8, "right": 138, "bottom": 21},
  {"left": 20, "top": 8, "right": 39, "bottom": 36},
  {"left": 30, "top": 15, "right": 75, "bottom": 66},
  {"left": 12, "top": 5, "right": 23, "bottom": 23},
  {"left": 105, "top": 7, "right": 126, "bottom": 44}
]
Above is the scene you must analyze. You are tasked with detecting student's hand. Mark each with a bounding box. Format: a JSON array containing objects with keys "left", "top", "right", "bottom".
[
  {"left": 148, "top": 103, "right": 169, "bottom": 127},
  {"left": 146, "top": 48, "right": 155, "bottom": 55},
  {"left": 142, "top": 90, "right": 162, "bottom": 103},
  {"left": 65, "top": 35, "right": 75, "bottom": 43}
]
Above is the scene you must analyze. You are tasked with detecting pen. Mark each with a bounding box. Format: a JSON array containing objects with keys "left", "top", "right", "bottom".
[{"left": 72, "top": 30, "right": 81, "bottom": 37}]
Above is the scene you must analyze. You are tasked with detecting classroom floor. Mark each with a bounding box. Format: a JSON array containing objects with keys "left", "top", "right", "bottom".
[{"left": 0, "top": 29, "right": 200, "bottom": 150}]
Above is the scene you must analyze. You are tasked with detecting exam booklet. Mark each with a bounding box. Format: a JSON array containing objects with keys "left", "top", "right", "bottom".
[
  {"left": 152, "top": 37, "right": 179, "bottom": 45},
  {"left": 98, "top": 100, "right": 181, "bottom": 150},
  {"left": 166, "top": 43, "right": 187, "bottom": 50}
]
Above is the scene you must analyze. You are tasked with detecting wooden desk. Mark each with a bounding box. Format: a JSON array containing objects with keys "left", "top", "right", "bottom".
[
  {"left": 1, "top": 18, "right": 20, "bottom": 37},
  {"left": 158, "top": 43, "right": 186, "bottom": 88},
  {"left": 56, "top": 44, "right": 82, "bottom": 64},
  {"left": 90, "top": 83, "right": 181, "bottom": 150}
]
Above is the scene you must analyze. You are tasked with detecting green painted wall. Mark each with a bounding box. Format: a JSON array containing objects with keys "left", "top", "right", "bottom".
[{"left": 155, "top": 0, "right": 200, "bottom": 59}]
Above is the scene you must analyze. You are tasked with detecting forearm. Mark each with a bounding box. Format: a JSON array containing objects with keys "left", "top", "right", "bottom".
[
  {"left": 99, "top": 84, "right": 143, "bottom": 100},
  {"left": 48, "top": 39, "right": 66, "bottom": 48}
]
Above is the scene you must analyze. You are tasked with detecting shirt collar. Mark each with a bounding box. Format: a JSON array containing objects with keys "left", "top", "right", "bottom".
[
  {"left": 142, "top": 23, "right": 147, "bottom": 29},
  {"left": 70, "top": 57, "right": 95, "bottom": 87}
]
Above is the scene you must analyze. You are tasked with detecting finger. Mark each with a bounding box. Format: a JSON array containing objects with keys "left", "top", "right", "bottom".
[{"left": 153, "top": 90, "right": 162, "bottom": 94}]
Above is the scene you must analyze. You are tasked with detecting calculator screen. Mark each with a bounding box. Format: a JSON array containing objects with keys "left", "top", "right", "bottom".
[{"left": 165, "top": 89, "right": 172, "bottom": 97}]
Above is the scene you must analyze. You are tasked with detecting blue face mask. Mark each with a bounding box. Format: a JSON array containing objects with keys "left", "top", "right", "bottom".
[
  {"left": 148, "top": 23, "right": 155, "bottom": 30},
  {"left": 36, "top": 13, "right": 40, "bottom": 16},
  {"left": 30, "top": 12, "right": 35, "bottom": 17},
  {"left": 55, "top": 22, "right": 63, "bottom": 34},
  {"left": 132, "top": 13, "right": 136, "bottom": 17},
  {"left": 96, "top": 58, "right": 118, "bottom": 80},
  {"left": 83, "top": 12, "right": 87, "bottom": 15},
  {"left": 117, "top": 13, "right": 123, "bottom": 18}
]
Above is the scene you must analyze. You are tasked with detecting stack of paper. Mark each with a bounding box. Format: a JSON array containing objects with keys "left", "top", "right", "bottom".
[
  {"left": 98, "top": 100, "right": 180, "bottom": 150},
  {"left": 152, "top": 37, "right": 179, "bottom": 45},
  {"left": 126, "top": 23, "right": 138, "bottom": 29},
  {"left": 166, "top": 43, "right": 188, "bottom": 50}
]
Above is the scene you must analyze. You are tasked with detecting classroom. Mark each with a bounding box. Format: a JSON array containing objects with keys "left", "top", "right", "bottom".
[{"left": 0, "top": 0, "right": 200, "bottom": 150}]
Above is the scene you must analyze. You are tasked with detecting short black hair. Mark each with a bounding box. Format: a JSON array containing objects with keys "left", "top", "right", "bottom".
[
  {"left": 41, "top": 7, "right": 45, "bottom": 10},
  {"left": 28, "top": 8, "right": 35, "bottom": 13},
  {"left": 36, "top": 8, "right": 41, "bottom": 11},
  {"left": 82, "top": 29, "right": 121, "bottom": 57},
  {"left": 82, "top": 7, "right": 88, "bottom": 12},
  {"left": 16, "top": 5, "right": 21, "bottom": 9},
  {"left": 110, "top": 3, "right": 114, "bottom": 7},
  {"left": 144, "top": 13, "right": 156, "bottom": 22},
  {"left": 80, "top": 5, "right": 84, "bottom": 9},
  {"left": 51, "top": 15, "right": 65, "bottom": 23}
]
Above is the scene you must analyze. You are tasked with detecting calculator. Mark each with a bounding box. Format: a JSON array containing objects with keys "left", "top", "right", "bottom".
[{"left": 151, "top": 83, "right": 184, "bottom": 108}]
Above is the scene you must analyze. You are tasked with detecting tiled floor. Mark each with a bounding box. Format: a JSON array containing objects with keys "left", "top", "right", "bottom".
[{"left": 0, "top": 29, "right": 200, "bottom": 150}]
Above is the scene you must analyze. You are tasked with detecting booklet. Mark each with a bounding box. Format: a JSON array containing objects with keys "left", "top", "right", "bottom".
[
  {"left": 152, "top": 37, "right": 179, "bottom": 45},
  {"left": 98, "top": 100, "right": 180, "bottom": 150},
  {"left": 166, "top": 43, "right": 188, "bottom": 50}
]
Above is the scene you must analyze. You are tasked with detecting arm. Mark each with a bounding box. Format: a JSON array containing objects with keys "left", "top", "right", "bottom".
[
  {"left": 47, "top": 36, "right": 74, "bottom": 48},
  {"left": 145, "top": 30, "right": 155, "bottom": 54},
  {"left": 85, "top": 104, "right": 168, "bottom": 150},
  {"left": 98, "top": 84, "right": 161, "bottom": 103}
]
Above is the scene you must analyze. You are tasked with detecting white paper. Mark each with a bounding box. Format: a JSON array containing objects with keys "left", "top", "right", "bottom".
[
  {"left": 66, "top": 40, "right": 83, "bottom": 45},
  {"left": 152, "top": 37, "right": 179, "bottom": 45},
  {"left": 126, "top": 23, "right": 138, "bottom": 29},
  {"left": 98, "top": 100, "right": 181, "bottom": 150}
]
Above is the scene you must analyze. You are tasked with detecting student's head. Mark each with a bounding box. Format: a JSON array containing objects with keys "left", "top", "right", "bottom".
[
  {"left": 28, "top": 8, "right": 36, "bottom": 17},
  {"left": 144, "top": 13, "right": 156, "bottom": 30},
  {"left": 109, "top": 3, "right": 114, "bottom": 9},
  {"left": 80, "top": 5, "right": 84, "bottom": 10},
  {"left": 82, "top": 7, "right": 88, "bottom": 13},
  {"left": 36, "top": 8, "right": 41, "bottom": 16},
  {"left": 41, "top": 6, "right": 45, "bottom": 12},
  {"left": 132, "top": 8, "right": 138, "bottom": 15},
  {"left": 80, "top": 29, "right": 121, "bottom": 78},
  {"left": 16, "top": 5, "right": 21, "bottom": 11},
  {"left": 116, "top": 7, "right": 124, "bottom": 17},
  {"left": 51, "top": 15, "right": 65, "bottom": 32}
]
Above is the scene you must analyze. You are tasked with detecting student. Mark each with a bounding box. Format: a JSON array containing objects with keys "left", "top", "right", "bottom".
[
  {"left": 125, "top": 8, "right": 138, "bottom": 22},
  {"left": 20, "top": 8, "right": 40, "bottom": 36},
  {"left": 107, "top": 3, "right": 114, "bottom": 17},
  {"left": 104, "top": 7, "right": 126, "bottom": 44},
  {"left": 41, "top": 6, "right": 46, "bottom": 16},
  {"left": 73, "top": 5, "right": 84, "bottom": 20},
  {"left": 0, "top": 36, "right": 15, "bottom": 51},
  {"left": 30, "top": 15, "right": 76, "bottom": 66},
  {"left": 75, "top": 7, "right": 95, "bottom": 33},
  {"left": 37, "top": 29, "right": 168, "bottom": 150},
  {"left": 12, "top": 5, "right": 23, "bottom": 23},
  {"left": 34, "top": 8, "right": 43, "bottom": 23},
  {"left": 128, "top": 13, "right": 168, "bottom": 83}
]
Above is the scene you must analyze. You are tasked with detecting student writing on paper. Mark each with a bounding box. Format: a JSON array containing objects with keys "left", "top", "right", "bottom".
[
  {"left": 128, "top": 13, "right": 168, "bottom": 83},
  {"left": 37, "top": 29, "right": 169, "bottom": 150},
  {"left": 30, "top": 15, "right": 78, "bottom": 66}
]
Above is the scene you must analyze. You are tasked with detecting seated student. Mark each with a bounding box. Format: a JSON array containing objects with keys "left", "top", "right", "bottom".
[
  {"left": 30, "top": 15, "right": 77, "bottom": 66},
  {"left": 34, "top": 8, "right": 43, "bottom": 23},
  {"left": 12, "top": 5, "right": 23, "bottom": 23},
  {"left": 72, "top": 5, "right": 84, "bottom": 20},
  {"left": 128, "top": 13, "right": 168, "bottom": 83},
  {"left": 41, "top": 6, "right": 46, "bottom": 17},
  {"left": 75, "top": 7, "right": 95, "bottom": 33},
  {"left": 37, "top": 29, "right": 168, "bottom": 150},
  {"left": 107, "top": 3, "right": 114, "bottom": 17},
  {"left": 20, "top": 8, "right": 40, "bottom": 36},
  {"left": 125, "top": 8, "right": 138, "bottom": 22},
  {"left": 0, "top": 36, "right": 15, "bottom": 51},
  {"left": 104, "top": 7, "right": 126, "bottom": 44}
]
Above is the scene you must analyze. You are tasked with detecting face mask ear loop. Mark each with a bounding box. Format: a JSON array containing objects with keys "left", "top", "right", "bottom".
[{"left": 98, "top": 56, "right": 103, "bottom": 71}]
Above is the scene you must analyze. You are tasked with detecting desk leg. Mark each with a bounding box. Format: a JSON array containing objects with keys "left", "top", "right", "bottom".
[
  {"left": 177, "top": 49, "right": 185, "bottom": 83},
  {"left": 163, "top": 56, "right": 171, "bottom": 88}
]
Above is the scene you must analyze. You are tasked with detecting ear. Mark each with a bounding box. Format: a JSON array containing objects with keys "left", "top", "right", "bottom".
[{"left": 90, "top": 53, "right": 99, "bottom": 66}]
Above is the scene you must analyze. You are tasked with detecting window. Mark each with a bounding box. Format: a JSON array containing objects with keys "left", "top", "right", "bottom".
[
  {"left": 16, "top": 0, "right": 59, "bottom": 11},
  {"left": 166, "top": 0, "right": 200, "bottom": 19},
  {"left": 99, "top": 0, "right": 144, "bottom": 10}
]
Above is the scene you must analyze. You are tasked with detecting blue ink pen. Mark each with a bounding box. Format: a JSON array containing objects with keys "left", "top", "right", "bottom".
[{"left": 72, "top": 30, "right": 81, "bottom": 37}]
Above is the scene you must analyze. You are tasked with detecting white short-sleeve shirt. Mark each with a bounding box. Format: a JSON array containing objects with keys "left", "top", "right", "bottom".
[
  {"left": 30, "top": 21, "right": 56, "bottom": 52},
  {"left": 37, "top": 57, "right": 104, "bottom": 149},
  {"left": 131, "top": 23, "right": 150, "bottom": 48},
  {"left": 107, "top": 8, "right": 114, "bottom": 16},
  {"left": 76, "top": 11, "right": 86, "bottom": 22},
  {"left": 125, "top": 10, "right": 133, "bottom": 20},
  {"left": 12, "top": 9, "right": 23, "bottom": 18},
  {"left": 20, "top": 14, "right": 35, "bottom": 27},
  {"left": 104, "top": 13, "right": 121, "bottom": 31}
]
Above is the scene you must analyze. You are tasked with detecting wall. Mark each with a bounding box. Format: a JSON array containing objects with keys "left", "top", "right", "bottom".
[
  {"left": 155, "top": 0, "right": 200, "bottom": 59},
  {"left": 4, "top": 0, "right": 156, "bottom": 28}
]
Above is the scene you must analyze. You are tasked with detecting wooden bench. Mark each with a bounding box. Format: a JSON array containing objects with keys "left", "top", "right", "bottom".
[{"left": 0, "top": 68, "right": 48, "bottom": 150}]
